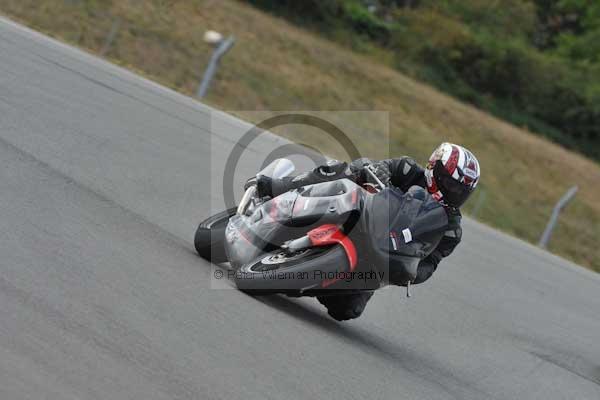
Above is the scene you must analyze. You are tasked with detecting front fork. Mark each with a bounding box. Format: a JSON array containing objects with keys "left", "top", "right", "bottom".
[
  {"left": 283, "top": 224, "right": 358, "bottom": 272},
  {"left": 237, "top": 185, "right": 257, "bottom": 215}
]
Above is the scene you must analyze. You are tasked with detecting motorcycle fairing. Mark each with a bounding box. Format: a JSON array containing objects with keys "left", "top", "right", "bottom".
[
  {"left": 225, "top": 179, "right": 362, "bottom": 269},
  {"left": 225, "top": 190, "right": 296, "bottom": 268},
  {"left": 291, "top": 179, "right": 362, "bottom": 226}
]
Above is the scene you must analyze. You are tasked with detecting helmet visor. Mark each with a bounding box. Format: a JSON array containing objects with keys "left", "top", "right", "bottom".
[{"left": 433, "top": 161, "right": 473, "bottom": 208}]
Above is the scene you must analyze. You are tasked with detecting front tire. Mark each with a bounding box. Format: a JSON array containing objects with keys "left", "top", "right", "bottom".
[
  {"left": 234, "top": 245, "right": 348, "bottom": 294},
  {"left": 194, "top": 208, "right": 237, "bottom": 263}
]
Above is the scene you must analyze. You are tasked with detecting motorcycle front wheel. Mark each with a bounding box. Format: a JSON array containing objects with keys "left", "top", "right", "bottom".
[{"left": 234, "top": 245, "right": 349, "bottom": 294}]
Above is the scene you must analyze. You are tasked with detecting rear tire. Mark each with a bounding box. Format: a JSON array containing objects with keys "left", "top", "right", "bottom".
[
  {"left": 194, "top": 208, "right": 237, "bottom": 263},
  {"left": 234, "top": 245, "right": 348, "bottom": 294}
]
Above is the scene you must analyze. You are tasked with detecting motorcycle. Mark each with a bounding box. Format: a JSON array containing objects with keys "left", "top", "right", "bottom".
[{"left": 195, "top": 158, "right": 449, "bottom": 300}]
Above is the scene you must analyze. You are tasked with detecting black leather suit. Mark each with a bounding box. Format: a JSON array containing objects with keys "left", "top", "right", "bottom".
[{"left": 259, "top": 157, "right": 462, "bottom": 321}]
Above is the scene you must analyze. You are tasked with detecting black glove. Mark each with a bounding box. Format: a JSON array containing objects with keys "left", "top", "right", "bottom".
[
  {"left": 252, "top": 160, "right": 349, "bottom": 199},
  {"left": 255, "top": 175, "right": 273, "bottom": 198},
  {"left": 349, "top": 158, "right": 391, "bottom": 187},
  {"left": 366, "top": 162, "right": 391, "bottom": 186}
]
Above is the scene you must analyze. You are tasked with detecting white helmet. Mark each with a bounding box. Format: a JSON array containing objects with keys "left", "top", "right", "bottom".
[{"left": 424, "top": 143, "right": 480, "bottom": 208}]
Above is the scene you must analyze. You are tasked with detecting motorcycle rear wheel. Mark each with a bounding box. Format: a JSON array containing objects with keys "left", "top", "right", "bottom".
[{"left": 194, "top": 208, "right": 237, "bottom": 263}]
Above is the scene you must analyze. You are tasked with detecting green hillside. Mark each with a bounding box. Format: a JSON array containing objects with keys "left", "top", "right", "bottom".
[{"left": 249, "top": 0, "right": 600, "bottom": 161}]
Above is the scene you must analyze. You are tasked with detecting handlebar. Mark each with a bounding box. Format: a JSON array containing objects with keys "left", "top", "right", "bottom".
[{"left": 363, "top": 164, "right": 387, "bottom": 192}]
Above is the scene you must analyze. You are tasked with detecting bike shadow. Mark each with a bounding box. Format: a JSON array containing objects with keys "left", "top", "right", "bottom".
[
  {"left": 253, "top": 293, "right": 416, "bottom": 364},
  {"left": 252, "top": 293, "right": 479, "bottom": 397}
]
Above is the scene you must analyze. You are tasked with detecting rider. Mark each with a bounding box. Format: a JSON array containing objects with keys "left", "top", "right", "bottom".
[{"left": 254, "top": 143, "right": 481, "bottom": 321}]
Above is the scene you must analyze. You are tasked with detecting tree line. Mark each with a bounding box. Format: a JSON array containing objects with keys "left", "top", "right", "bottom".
[{"left": 247, "top": 0, "right": 600, "bottom": 160}]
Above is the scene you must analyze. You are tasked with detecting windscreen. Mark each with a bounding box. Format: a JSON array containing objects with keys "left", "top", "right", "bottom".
[{"left": 257, "top": 158, "right": 295, "bottom": 180}]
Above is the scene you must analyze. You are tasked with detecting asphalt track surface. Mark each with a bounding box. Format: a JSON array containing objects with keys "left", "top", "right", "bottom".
[{"left": 0, "top": 16, "right": 599, "bottom": 400}]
